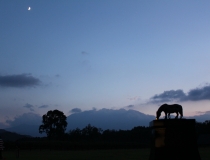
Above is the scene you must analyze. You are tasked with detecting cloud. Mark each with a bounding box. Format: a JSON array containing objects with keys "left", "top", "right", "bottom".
[
  {"left": 196, "top": 111, "right": 210, "bottom": 115},
  {"left": 187, "top": 85, "right": 210, "bottom": 101},
  {"left": 204, "top": 111, "right": 210, "bottom": 114},
  {"left": 92, "top": 107, "right": 97, "bottom": 111},
  {"left": 0, "top": 122, "right": 8, "bottom": 129},
  {"left": 23, "top": 103, "right": 34, "bottom": 111},
  {"left": 127, "top": 96, "right": 141, "bottom": 101},
  {"left": 188, "top": 111, "right": 210, "bottom": 123},
  {"left": 69, "top": 108, "right": 82, "bottom": 113},
  {"left": 150, "top": 84, "right": 210, "bottom": 103},
  {"left": 0, "top": 74, "right": 41, "bottom": 88},
  {"left": 38, "top": 105, "right": 49, "bottom": 109},
  {"left": 126, "top": 105, "right": 134, "bottom": 108},
  {"left": 150, "top": 89, "right": 186, "bottom": 103},
  {"left": 81, "top": 51, "right": 89, "bottom": 55},
  {"left": 6, "top": 112, "right": 41, "bottom": 127},
  {"left": 55, "top": 74, "right": 60, "bottom": 78}
]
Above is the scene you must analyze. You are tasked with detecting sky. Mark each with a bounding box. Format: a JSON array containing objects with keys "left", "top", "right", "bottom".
[{"left": 1, "top": 0, "right": 210, "bottom": 127}]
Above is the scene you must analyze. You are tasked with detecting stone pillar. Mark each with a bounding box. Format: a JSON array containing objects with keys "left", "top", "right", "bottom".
[{"left": 149, "top": 119, "right": 201, "bottom": 160}]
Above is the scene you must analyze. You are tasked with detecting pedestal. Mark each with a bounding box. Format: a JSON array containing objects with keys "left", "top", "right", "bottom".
[{"left": 149, "top": 119, "right": 201, "bottom": 160}]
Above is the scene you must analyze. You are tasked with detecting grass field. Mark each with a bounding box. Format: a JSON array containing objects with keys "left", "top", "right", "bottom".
[{"left": 2, "top": 148, "right": 210, "bottom": 160}]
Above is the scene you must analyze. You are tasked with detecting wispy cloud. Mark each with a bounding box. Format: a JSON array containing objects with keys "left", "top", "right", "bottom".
[
  {"left": 55, "top": 74, "right": 60, "bottom": 78},
  {"left": 0, "top": 74, "right": 41, "bottom": 88},
  {"left": 150, "top": 84, "right": 210, "bottom": 103},
  {"left": 81, "top": 51, "right": 89, "bottom": 55},
  {"left": 69, "top": 108, "right": 82, "bottom": 114},
  {"left": 38, "top": 105, "right": 49, "bottom": 109},
  {"left": 23, "top": 103, "right": 34, "bottom": 111},
  {"left": 196, "top": 111, "right": 210, "bottom": 115},
  {"left": 127, "top": 96, "right": 141, "bottom": 101},
  {"left": 126, "top": 105, "right": 134, "bottom": 108}
]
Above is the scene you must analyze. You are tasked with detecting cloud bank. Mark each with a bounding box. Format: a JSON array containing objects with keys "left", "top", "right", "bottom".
[
  {"left": 6, "top": 112, "right": 41, "bottom": 127},
  {"left": 5, "top": 112, "right": 43, "bottom": 137},
  {"left": 0, "top": 74, "right": 41, "bottom": 88},
  {"left": 187, "top": 85, "right": 210, "bottom": 101},
  {"left": 150, "top": 85, "right": 210, "bottom": 103}
]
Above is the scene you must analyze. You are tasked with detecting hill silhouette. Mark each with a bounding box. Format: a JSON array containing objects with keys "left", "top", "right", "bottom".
[
  {"left": 3, "top": 108, "right": 210, "bottom": 137},
  {"left": 0, "top": 129, "right": 31, "bottom": 141},
  {"left": 67, "top": 108, "right": 155, "bottom": 131},
  {"left": 5, "top": 124, "right": 42, "bottom": 137}
]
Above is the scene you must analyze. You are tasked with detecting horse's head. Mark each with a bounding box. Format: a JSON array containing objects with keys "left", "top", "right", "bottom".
[{"left": 156, "top": 111, "right": 161, "bottom": 120}]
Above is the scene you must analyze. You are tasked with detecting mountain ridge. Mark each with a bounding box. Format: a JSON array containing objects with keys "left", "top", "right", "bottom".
[
  {"left": 0, "top": 129, "right": 31, "bottom": 141},
  {"left": 3, "top": 108, "right": 210, "bottom": 137}
]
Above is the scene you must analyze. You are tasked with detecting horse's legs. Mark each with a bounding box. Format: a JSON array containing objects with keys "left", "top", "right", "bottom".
[
  {"left": 164, "top": 112, "right": 167, "bottom": 119},
  {"left": 168, "top": 113, "right": 171, "bottom": 119},
  {"left": 175, "top": 112, "right": 178, "bottom": 119},
  {"left": 179, "top": 111, "right": 183, "bottom": 119}
]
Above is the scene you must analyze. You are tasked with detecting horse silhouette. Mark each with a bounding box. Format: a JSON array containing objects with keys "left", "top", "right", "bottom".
[{"left": 156, "top": 104, "right": 183, "bottom": 120}]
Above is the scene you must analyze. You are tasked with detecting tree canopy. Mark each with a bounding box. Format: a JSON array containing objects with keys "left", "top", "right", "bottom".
[{"left": 39, "top": 110, "right": 67, "bottom": 139}]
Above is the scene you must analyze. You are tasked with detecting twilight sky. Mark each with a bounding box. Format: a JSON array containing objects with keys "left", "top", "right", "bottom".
[{"left": 1, "top": 0, "right": 210, "bottom": 126}]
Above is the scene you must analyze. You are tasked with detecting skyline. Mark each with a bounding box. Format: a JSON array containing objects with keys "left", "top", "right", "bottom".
[{"left": 1, "top": 0, "right": 210, "bottom": 127}]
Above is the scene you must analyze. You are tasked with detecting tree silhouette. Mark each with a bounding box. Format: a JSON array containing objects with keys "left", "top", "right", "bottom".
[
  {"left": 39, "top": 110, "right": 67, "bottom": 139},
  {"left": 81, "top": 124, "right": 102, "bottom": 140},
  {"left": 69, "top": 128, "right": 82, "bottom": 141}
]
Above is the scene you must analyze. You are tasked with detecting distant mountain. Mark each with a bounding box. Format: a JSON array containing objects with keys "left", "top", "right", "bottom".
[
  {"left": 189, "top": 114, "right": 210, "bottom": 123},
  {"left": 3, "top": 109, "right": 155, "bottom": 137},
  {"left": 67, "top": 108, "right": 155, "bottom": 131},
  {"left": 5, "top": 124, "right": 44, "bottom": 137},
  {"left": 0, "top": 129, "right": 31, "bottom": 141},
  {"left": 3, "top": 108, "right": 210, "bottom": 137}
]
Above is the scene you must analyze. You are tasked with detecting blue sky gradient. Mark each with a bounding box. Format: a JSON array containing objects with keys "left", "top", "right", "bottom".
[{"left": 1, "top": 0, "right": 210, "bottom": 126}]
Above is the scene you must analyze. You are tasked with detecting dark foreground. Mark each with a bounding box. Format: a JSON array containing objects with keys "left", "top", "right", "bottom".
[{"left": 1, "top": 148, "right": 210, "bottom": 160}]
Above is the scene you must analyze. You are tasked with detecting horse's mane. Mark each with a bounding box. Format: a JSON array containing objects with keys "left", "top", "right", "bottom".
[{"left": 157, "top": 104, "right": 167, "bottom": 113}]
